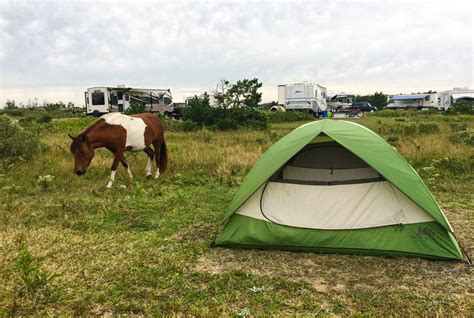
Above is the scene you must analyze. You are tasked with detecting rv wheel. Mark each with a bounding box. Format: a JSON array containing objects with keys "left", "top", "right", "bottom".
[{"left": 92, "top": 110, "right": 101, "bottom": 117}]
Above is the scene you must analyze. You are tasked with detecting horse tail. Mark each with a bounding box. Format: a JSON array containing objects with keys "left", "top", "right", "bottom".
[{"left": 159, "top": 138, "right": 168, "bottom": 173}]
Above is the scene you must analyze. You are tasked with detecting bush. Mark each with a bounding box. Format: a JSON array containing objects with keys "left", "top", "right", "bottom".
[
  {"left": 37, "top": 113, "right": 53, "bottom": 124},
  {"left": 402, "top": 123, "right": 418, "bottom": 135},
  {"left": 125, "top": 99, "right": 146, "bottom": 115},
  {"left": 181, "top": 120, "right": 199, "bottom": 132},
  {"left": 0, "top": 116, "right": 41, "bottom": 164},
  {"left": 182, "top": 96, "right": 268, "bottom": 130},
  {"left": 267, "top": 110, "right": 315, "bottom": 123},
  {"left": 447, "top": 100, "right": 473, "bottom": 115},
  {"left": 449, "top": 122, "right": 468, "bottom": 132},
  {"left": 449, "top": 130, "right": 473, "bottom": 146},
  {"left": 0, "top": 108, "right": 25, "bottom": 117},
  {"left": 418, "top": 122, "right": 439, "bottom": 134}
]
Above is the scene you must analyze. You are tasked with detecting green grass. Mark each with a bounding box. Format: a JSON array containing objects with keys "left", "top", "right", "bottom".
[{"left": 0, "top": 115, "right": 473, "bottom": 316}]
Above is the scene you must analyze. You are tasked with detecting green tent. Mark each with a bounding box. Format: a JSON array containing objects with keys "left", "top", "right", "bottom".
[{"left": 213, "top": 120, "right": 465, "bottom": 261}]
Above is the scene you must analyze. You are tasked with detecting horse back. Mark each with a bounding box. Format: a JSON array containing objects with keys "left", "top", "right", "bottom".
[{"left": 131, "top": 113, "right": 164, "bottom": 144}]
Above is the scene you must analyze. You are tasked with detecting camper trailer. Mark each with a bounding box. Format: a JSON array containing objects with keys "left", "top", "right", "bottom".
[
  {"left": 84, "top": 86, "right": 173, "bottom": 116},
  {"left": 438, "top": 88, "right": 474, "bottom": 111},
  {"left": 277, "top": 82, "right": 328, "bottom": 114},
  {"left": 185, "top": 93, "right": 218, "bottom": 107},
  {"left": 387, "top": 93, "right": 438, "bottom": 109},
  {"left": 327, "top": 94, "right": 355, "bottom": 111}
]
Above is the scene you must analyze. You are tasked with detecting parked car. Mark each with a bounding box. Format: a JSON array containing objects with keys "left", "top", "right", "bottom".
[{"left": 351, "top": 102, "right": 377, "bottom": 112}]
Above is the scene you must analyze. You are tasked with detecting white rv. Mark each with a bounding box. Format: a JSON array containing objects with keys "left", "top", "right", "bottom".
[
  {"left": 277, "top": 82, "right": 328, "bottom": 114},
  {"left": 327, "top": 94, "right": 355, "bottom": 110},
  {"left": 387, "top": 93, "right": 438, "bottom": 109},
  {"left": 438, "top": 88, "right": 474, "bottom": 111},
  {"left": 84, "top": 86, "right": 173, "bottom": 116},
  {"left": 185, "top": 93, "right": 218, "bottom": 107}
]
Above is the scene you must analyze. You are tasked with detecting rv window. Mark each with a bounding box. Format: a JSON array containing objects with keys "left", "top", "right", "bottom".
[
  {"left": 92, "top": 92, "right": 105, "bottom": 105},
  {"left": 315, "top": 90, "right": 318, "bottom": 96},
  {"left": 124, "top": 93, "right": 129, "bottom": 101},
  {"left": 425, "top": 96, "right": 430, "bottom": 101},
  {"left": 163, "top": 97, "right": 172, "bottom": 105}
]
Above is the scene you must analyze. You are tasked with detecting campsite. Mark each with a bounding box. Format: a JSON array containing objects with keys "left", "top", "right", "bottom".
[
  {"left": 0, "top": 111, "right": 472, "bottom": 316},
  {"left": 1, "top": 0, "right": 473, "bottom": 316}
]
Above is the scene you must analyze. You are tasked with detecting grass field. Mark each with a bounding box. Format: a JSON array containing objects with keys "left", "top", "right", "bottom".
[{"left": 0, "top": 114, "right": 473, "bottom": 316}]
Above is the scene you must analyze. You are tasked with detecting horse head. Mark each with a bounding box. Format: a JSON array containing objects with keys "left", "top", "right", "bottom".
[{"left": 69, "top": 133, "right": 94, "bottom": 176}]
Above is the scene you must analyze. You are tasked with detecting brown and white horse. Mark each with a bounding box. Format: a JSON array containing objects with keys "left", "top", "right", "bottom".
[{"left": 69, "top": 113, "right": 168, "bottom": 188}]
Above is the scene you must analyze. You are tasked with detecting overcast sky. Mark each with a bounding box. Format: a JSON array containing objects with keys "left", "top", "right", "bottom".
[{"left": 0, "top": 0, "right": 473, "bottom": 106}]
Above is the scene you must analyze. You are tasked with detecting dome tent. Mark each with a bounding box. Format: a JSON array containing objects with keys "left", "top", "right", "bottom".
[{"left": 212, "top": 120, "right": 465, "bottom": 261}]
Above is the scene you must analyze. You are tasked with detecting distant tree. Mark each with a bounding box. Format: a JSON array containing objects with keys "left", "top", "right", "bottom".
[
  {"left": 213, "top": 78, "right": 263, "bottom": 108},
  {"left": 371, "top": 91, "right": 388, "bottom": 108},
  {"left": 213, "top": 78, "right": 233, "bottom": 109},
  {"left": 227, "top": 78, "right": 263, "bottom": 108},
  {"left": 5, "top": 99, "right": 17, "bottom": 109},
  {"left": 355, "top": 91, "right": 388, "bottom": 108}
]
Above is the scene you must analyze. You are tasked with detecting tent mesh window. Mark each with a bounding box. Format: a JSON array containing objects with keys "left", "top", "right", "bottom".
[{"left": 270, "top": 141, "right": 384, "bottom": 186}]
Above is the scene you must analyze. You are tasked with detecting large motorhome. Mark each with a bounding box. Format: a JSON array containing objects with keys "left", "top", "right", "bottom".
[
  {"left": 277, "top": 82, "right": 328, "bottom": 114},
  {"left": 84, "top": 86, "right": 173, "bottom": 116}
]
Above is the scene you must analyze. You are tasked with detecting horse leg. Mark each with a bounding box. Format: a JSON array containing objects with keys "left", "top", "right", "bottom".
[
  {"left": 118, "top": 152, "right": 133, "bottom": 179},
  {"left": 106, "top": 153, "right": 121, "bottom": 189},
  {"left": 143, "top": 147, "right": 155, "bottom": 178},
  {"left": 152, "top": 140, "right": 162, "bottom": 179}
]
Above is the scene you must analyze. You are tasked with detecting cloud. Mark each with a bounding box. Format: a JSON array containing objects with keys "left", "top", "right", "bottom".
[{"left": 0, "top": 0, "right": 472, "bottom": 105}]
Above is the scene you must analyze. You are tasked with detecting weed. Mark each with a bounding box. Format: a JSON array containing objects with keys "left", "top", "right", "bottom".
[
  {"left": 0, "top": 116, "right": 41, "bottom": 164},
  {"left": 36, "top": 175, "right": 55, "bottom": 190}
]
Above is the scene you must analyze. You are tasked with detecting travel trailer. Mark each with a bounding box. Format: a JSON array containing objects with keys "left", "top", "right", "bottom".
[
  {"left": 438, "top": 88, "right": 474, "bottom": 111},
  {"left": 277, "top": 82, "right": 328, "bottom": 114},
  {"left": 84, "top": 86, "right": 173, "bottom": 116},
  {"left": 327, "top": 94, "right": 355, "bottom": 110},
  {"left": 387, "top": 93, "right": 438, "bottom": 109},
  {"left": 185, "top": 93, "right": 218, "bottom": 107}
]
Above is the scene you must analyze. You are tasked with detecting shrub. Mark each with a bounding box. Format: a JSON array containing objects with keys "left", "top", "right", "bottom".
[
  {"left": 402, "top": 123, "right": 418, "bottom": 136},
  {"left": 449, "top": 130, "right": 473, "bottom": 146},
  {"left": 267, "top": 110, "right": 315, "bottom": 123},
  {"left": 125, "top": 99, "right": 146, "bottom": 115},
  {"left": 18, "top": 115, "right": 38, "bottom": 127},
  {"left": 37, "top": 113, "right": 53, "bottom": 124},
  {"left": 449, "top": 122, "right": 468, "bottom": 132},
  {"left": 181, "top": 120, "right": 199, "bottom": 132},
  {"left": 182, "top": 96, "right": 268, "bottom": 130},
  {"left": 1, "top": 108, "right": 24, "bottom": 117},
  {"left": 418, "top": 122, "right": 439, "bottom": 134},
  {"left": 447, "top": 100, "right": 473, "bottom": 115},
  {"left": 0, "top": 116, "right": 41, "bottom": 164}
]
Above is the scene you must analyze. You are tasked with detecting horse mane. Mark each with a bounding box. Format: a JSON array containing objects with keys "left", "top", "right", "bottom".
[
  {"left": 70, "top": 117, "right": 105, "bottom": 152},
  {"left": 82, "top": 117, "right": 106, "bottom": 136}
]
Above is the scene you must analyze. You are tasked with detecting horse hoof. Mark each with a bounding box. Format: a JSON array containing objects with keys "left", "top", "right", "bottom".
[{"left": 146, "top": 174, "right": 152, "bottom": 179}]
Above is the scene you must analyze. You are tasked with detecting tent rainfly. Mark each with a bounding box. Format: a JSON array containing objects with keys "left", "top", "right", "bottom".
[{"left": 212, "top": 120, "right": 466, "bottom": 261}]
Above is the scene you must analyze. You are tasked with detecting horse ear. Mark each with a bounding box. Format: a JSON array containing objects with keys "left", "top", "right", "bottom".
[{"left": 68, "top": 133, "right": 74, "bottom": 140}]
